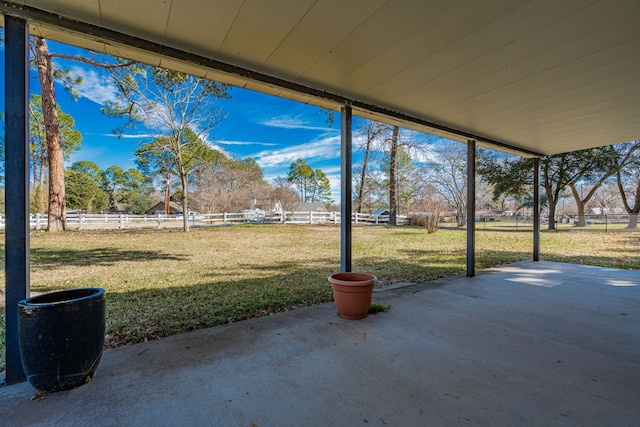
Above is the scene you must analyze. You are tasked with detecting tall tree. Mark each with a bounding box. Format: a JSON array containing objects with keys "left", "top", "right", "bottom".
[
  {"left": 566, "top": 146, "right": 632, "bottom": 226},
  {"left": 101, "top": 165, "right": 126, "bottom": 211},
  {"left": 309, "top": 168, "right": 334, "bottom": 206},
  {"left": 354, "top": 121, "right": 427, "bottom": 221},
  {"left": 387, "top": 126, "right": 400, "bottom": 225},
  {"left": 355, "top": 121, "right": 386, "bottom": 213},
  {"left": 29, "top": 94, "right": 83, "bottom": 213},
  {"left": 382, "top": 144, "right": 415, "bottom": 219},
  {"left": 616, "top": 141, "right": 640, "bottom": 228},
  {"left": 33, "top": 37, "right": 66, "bottom": 230},
  {"left": 478, "top": 146, "right": 634, "bottom": 230},
  {"left": 136, "top": 130, "right": 222, "bottom": 231},
  {"left": 287, "top": 159, "right": 333, "bottom": 206},
  {"left": 423, "top": 142, "right": 468, "bottom": 227},
  {"left": 29, "top": 37, "right": 137, "bottom": 230},
  {"left": 118, "top": 168, "right": 155, "bottom": 214},
  {"left": 65, "top": 161, "right": 108, "bottom": 213},
  {"left": 105, "top": 66, "right": 231, "bottom": 231},
  {"left": 287, "top": 159, "right": 314, "bottom": 202}
]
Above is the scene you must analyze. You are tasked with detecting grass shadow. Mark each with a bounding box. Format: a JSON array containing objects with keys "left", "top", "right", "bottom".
[{"left": 29, "top": 247, "right": 188, "bottom": 268}]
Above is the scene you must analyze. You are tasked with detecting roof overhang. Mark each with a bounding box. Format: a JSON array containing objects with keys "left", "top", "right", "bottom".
[{"left": 2, "top": 0, "right": 639, "bottom": 157}]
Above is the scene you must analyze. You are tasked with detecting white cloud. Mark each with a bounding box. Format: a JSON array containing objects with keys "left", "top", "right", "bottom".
[
  {"left": 68, "top": 66, "right": 120, "bottom": 105},
  {"left": 217, "top": 140, "right": 278, "bottom": 147},
  {"left": 259, "top": 115, "right": 338, "bottom": 132},
  {"left": 68, "top": 64, "right": 173, "bottom": 132},
  {"left": 100, "top": 133, "right": 161, "bottom": 139},
  {"left": 251, "top": 135, "right": 341, "bottom": 168}
]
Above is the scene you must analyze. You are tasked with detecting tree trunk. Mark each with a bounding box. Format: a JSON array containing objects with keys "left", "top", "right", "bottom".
[
  {"left": 180, "top": 169, "right": 189, "bottom": 232},
  {"left": 356, "top": 124, "right": 377, "bottom": 213},
  {"left": 547, "top": 197, "right": 557, "bottom": 230},
  {"left": 34, "top": 37, "right": 66, "bottom": 231},
  {"left": 569, "top": 184, "right": 587, "bottom": 227},
  {"left": 543, "top": 183, "right": 557, "bottom": 230},
  {"left": 388, "top": 126, "right": 399, "bottom": 226},
  {"left": 617, "top": 171, "right": 640, "bottom": 229},
  {"left": 457, "top": 204, "right": 465, "bottom": 227}
]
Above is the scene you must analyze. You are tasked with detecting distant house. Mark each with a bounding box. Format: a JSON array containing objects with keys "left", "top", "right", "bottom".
[
  {"left": 373, "top": 209, "right": 389, "bottom": 216},
  {"left": 146, "top": 197, "right": 182, "bottom": 215},
  {"left": 292, "top": 202, "right": 327, "bottom": 212}
]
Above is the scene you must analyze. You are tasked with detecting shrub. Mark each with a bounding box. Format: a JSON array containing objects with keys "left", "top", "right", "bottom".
[{"left": 411, "top": 212, "right": 440, "bottom": 234}]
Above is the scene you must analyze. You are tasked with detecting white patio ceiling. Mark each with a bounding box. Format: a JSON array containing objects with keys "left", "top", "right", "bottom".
[{"left": 2, "top": 0, "right": 639, "bottom": 157}]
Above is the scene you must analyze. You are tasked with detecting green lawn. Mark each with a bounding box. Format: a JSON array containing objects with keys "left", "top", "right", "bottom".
[{"left": 1, "top": 225, "right": 639, "bottom": 372}]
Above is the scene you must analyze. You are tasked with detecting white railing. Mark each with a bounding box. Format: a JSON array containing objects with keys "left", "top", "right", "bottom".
[{"left": 0, "top": 211, "right": 410, "bottom": 230}]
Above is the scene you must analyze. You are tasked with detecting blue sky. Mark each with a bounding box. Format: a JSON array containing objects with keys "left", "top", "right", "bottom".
[
  {"left": 60, "top": 77, "right": 344, "bottom": 192},
  {"left": 0, "top": 35, "right": 445, "bottom": 204},
  {"left": 0, "top": 37, "right": 351, "bottom": 199}
]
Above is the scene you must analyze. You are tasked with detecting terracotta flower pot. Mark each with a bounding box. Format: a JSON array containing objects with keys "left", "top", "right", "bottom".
[{"left": 329, "top": 272, "right": 377, "bottom": 319}]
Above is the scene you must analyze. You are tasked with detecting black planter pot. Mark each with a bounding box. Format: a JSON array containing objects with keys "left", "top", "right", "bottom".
[{"left": 18, "top": 288, "right": 106, "bottom": 393}]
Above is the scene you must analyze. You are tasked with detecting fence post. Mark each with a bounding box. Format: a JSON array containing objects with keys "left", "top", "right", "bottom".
[
  {"left": 79, "top": 213, "right": 84, "bottom": 230},
  {"left": 309, "top": 211, "right": 313, "bottom": 224},
  {"left": 223, "top": 212, "right": 227, "bottom": 225},
  {"left": 282, "top": 212, "right": 286, "bottom": 224},
  {"left": 35, "top": 213, "right": 40, "bottom": 231},
  {"left": 157, "top": 214, "right": 162, "bottom": 229},
  {"left": 119, "top": 214, "right": 124, "bottom": 230}
]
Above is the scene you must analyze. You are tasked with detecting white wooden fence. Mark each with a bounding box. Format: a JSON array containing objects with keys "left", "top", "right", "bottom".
[{"left": 0, "top": 212, "right": 410, "bottom": 230}]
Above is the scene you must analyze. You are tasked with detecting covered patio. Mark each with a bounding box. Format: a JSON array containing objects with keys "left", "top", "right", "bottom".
[
  {"left": 1, "top": 0, "right": 640, "bottom": 417},
  {"left": 1, "top": 261, "right": 639, "bottom": 425}
]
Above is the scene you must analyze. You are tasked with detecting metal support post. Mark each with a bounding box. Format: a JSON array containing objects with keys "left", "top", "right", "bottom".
[
  {"left": 340, "top": 105, "right": 353, "bottom": 272},
  {"left": 466, "top": 140, "right": 476, "bottom": 277},
  {"left": 4, "top": 15, "right": 30, "bottom": 385},
  {"left": 533, "top": 158, "right": 541, "bottom": 261}
]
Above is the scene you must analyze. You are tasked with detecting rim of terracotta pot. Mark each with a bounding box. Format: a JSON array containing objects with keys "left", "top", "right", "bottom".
[{"left": 328, "top": 272, "right": 377, "bottom": 286}]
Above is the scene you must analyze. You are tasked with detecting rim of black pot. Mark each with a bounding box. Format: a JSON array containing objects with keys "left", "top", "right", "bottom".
[{"left": 18, "top": 288, "right": 105, "bottom": 307}]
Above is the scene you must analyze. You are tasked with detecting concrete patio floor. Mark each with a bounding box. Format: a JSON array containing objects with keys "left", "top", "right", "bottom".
[{"left": 1, "top": 261, "right": 639, "bottom": 426}]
